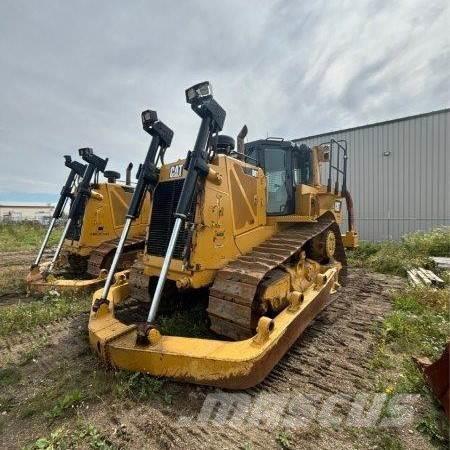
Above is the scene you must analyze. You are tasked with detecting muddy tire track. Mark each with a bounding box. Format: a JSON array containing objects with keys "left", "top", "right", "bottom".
[
  {"left": 0, "top": 249, "right": 54, "bottom": 267},
  {"left": 1, "top": 268, "right": 418, "bottom": 450},
  {"left": 102, "top": 269, "right": 408, "bottom": 449}
]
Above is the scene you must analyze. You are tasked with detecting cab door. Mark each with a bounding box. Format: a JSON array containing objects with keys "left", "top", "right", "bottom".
[{"left": 262, "top": 146, "right": 294, "bottom": 215}]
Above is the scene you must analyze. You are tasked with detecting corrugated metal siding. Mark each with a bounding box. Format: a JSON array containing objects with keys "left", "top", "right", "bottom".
[{"left": 294, "top": 109, "right": 450, "bottom": 241}]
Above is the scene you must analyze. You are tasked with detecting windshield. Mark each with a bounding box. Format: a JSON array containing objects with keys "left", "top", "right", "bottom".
[{"left": 265, "top": 147, "right": 289, "bottom": 214}]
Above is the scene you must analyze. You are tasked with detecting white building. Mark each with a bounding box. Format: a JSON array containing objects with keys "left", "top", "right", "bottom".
[{"left": 0, "top": 202, "right": 55, "bottom": 223}]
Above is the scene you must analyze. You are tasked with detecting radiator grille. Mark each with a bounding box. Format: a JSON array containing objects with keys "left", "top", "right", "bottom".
[{"left": 146, "top": 179, "right": 194, "bottom": 259}]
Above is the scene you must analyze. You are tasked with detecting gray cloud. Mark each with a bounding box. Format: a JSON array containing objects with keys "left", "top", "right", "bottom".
[{"left": 0, "top": 0, "right": 448, "bottom": 196}]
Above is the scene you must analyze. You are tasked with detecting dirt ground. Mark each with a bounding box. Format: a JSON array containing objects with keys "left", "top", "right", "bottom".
[{"left": 0, "top": 255, "right": 441, "bottom": 449}]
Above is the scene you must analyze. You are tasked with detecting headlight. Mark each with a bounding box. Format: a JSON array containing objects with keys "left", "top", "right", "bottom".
[
  {"left": 79, "top": 147, "right": 93, "bottom": 158},
  {"left": 141, "top": 110, "right": 158, "bottom": 130},
  {"left": 185, "top": 81, "right": 213, "bottom": 104}
]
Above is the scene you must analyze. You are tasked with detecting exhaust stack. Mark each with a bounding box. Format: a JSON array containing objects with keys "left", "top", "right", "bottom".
[
  {"left": 237, "top": 124, "right": 248, "bottom": 158},
  {"left": 126, "top": 162, "right": 133, "bottom": 185}
]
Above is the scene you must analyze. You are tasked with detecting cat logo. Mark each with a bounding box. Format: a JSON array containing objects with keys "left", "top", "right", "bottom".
[{"left": 169, "top": 164, "right": 184, "bottom": 178}]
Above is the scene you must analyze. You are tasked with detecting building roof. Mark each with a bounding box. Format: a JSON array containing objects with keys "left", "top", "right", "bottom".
[
  {"left": 293, "top": 107, "right": 450, "bottom": 141},
  {"left": 0, "top": 202, "right": 54, "bottom": 208}
]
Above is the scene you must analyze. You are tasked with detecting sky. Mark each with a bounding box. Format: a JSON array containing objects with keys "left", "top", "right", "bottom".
[{"left": 0, "top": 0, "right": 448, "bottom": 201}]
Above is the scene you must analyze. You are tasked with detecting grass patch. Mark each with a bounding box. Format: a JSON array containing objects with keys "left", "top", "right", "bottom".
[
  {"left": 113, "top": 371, "right": 164, "bottom": 401},
  {"left": 0, "top": 366, "right": 21, "bottom": 386},
  {"left": 158, "top": 301, "right": 212, "bottom": 338},
  {"left": 25, "top": 423, "right": 115, "bottom": 450},
  {"left": 383, "top": 287, "right": 449, "bottom": 359},
  {"left": 241, "top": 444, "right": 253, "bottom": 450},
  {"left": 372, "top": 286, "right": 450, "bottom": 446},
  {"left": 0, "top": 222, "right": 62, "bottom": 252},
  {"left": 365, "top": 430, "right": 404, "bottom": 449},
  {"left": 44, "top": 389, "right": 85, "bottom": 421},
  {"left": 348, "top": 226, "right": 450, "bottom": 276},
  {"left": 19, "top": 360, "right": 96, "bottom": 420},
  {"left": 275, "top": 430, "right": 292, "bottom": 449},
  {"left": 0, "top": 265, "right": 28, "bottom": 296},
  {"left": 110, "top": 369, "right": 179, "bottom": 405},
  {"left": 417, "top": 407, "right": 450, "bottom": 447},
  {"left": 18, "top": 336, "right": 50, "bottom": 366},
  {"left": 0, "top": 395, "right": 17, "bottom": 413},
  {"left": 0, "top": 291, "right": 90, "bottom": 337},
  {"left": 20, "top": 366, "right": 89, "bottom": 420}
]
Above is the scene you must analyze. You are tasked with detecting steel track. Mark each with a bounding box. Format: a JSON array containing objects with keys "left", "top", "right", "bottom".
[
  {"left": 207, "top": 216, "right": 347, "bottom": 340},
  {"left": 86, "top": 236, "right": 146, "bottom": 277}
]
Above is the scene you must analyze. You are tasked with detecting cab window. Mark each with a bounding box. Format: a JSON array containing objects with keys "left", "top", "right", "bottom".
[
  {"left": 264, "top": 147, "right": 289, "bottom": 214},
  {"left": 293, "top": 145, "right": 311, "bottom": 185}
]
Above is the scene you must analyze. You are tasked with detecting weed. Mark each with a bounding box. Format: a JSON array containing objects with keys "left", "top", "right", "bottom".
[
  {"left": 21, "top": 390, "right": 52, "bottom": 418},
  {"left": 25, "top": 428, "right": 67, "bottom": 450},
  {"left": 20, "top": 370, "right": 86, "bottom": 420},
  {"left": 163, "top": 391, "right": 173, "bottom": 405},
  {"left": 368, "top": 430, "right": 404, "bottom": 449},
  {"left": 417, "top": 405, "right": 449, "bottom": 447},
  {"left": 0, "top": 366, "right": 21, "bottom": 386},
  {"left": 347, "top": 241, "right": 383, "bottom": 266},
  {"left": 114, "top": 371, "right": 164, "bottom": 400},
  {"left": 25, "top": 423, "right": 115, "bottom": 450},
  {"left": 371, "top": 342, "right": 394, "bottom": 370},
  {"left": 276, "top": 430, "right": 292, "bottom": 449},
  {"left": 87, "top": 369, "right": 115, "bottom": 397},
  {"left": 76, "top": 424, "right": 115, "bottom": 449},
  {"left": 372, "top": 285, "right": 450, "bottom": 448},
  {"left": 0, "top": 395, "right": 16, "bottom": 412},
  {"left": 383, "top": 288, "right": 449, "bottom": 359},
  {"left": 158, "top": 301, "right": 212, "bottom": 338},
  {"left": 347, "top": 226, "right": 450, "bottom": 276},
  {"left": 402, "top": 227, "right": 450, "bottom": 257},
  {"left": 18, "top": 336, "right": 50, "bottom": 366},
  {"left": 393, "top": 360, "right": 427, "bottom": 394},
  {"left": 44, "top": 389, "right": 85, "bottom": 420}
]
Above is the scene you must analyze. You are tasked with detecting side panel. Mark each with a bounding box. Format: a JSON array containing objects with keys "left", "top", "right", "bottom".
[
  {"left": 65, "top": 183, "right": 149, "bottom": 256},
  {"left": 143, "top": 155, "right": 274, "bottom": 288}
]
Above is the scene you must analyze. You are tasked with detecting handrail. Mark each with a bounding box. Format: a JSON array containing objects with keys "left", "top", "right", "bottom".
[{"left": 320, "top": 138, "right": 348, "bottom": 194}]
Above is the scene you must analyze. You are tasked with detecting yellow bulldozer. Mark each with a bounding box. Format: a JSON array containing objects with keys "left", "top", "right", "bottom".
[
  {"left": 27, "top": 149, "right": 150, "bottom": 294},
  {"left": 89, "top": 82, "right": 358, "bottom": 389}
]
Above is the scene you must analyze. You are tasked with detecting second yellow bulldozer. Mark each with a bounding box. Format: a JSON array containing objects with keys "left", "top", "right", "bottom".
[
  {"left": 89, "top": 82, "right": 358, "bottom": 389},
  {"left": 27, "top": 148, "right": 150, "bottom": 294}
]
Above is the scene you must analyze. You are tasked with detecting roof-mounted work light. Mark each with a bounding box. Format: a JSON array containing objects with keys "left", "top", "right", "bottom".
[
  {"left": 185, "top": 81, "right": 213, "bottom": 105},
  {"left": 141, "top": 110, "right": 158, "bottom": 131},
  {"left": 79, "top": 147, "right": 93, "bottom": 158}
]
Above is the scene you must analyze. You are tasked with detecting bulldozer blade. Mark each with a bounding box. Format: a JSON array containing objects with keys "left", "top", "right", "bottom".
[
  {"left": 26, "top": 265, "right": 46, "bottom": 284},
  {"left": 89, "top": 266, "right": 339, "bottom": 389},
  {"left": 27, "top": 269, "right": 128, "bottom": 295},
  {"left": 414, "top": 341, "right": 450, "bottom": 418}
]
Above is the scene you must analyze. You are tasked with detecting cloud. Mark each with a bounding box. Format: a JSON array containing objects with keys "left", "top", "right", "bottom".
[{"left": 0, "top": 0, "right": 448, "bottom": 196}]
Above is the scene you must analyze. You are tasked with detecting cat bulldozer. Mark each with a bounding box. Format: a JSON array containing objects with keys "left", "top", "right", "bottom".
[
  {"left": 27, "top": 147, "right": 150, "bottom": 294},
  {"left": 89, "top": 82, "right": 358, "bottom": 389}
]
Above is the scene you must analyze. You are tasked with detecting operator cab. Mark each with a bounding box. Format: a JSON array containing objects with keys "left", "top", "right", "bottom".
[{"left": 244, "top": 138, "right": 312, "bottom": 216}]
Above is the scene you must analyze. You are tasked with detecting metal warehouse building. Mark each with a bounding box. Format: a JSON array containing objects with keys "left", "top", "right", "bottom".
[{"left": 294, "top": 108, "right": 450, "bottom": 241}]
